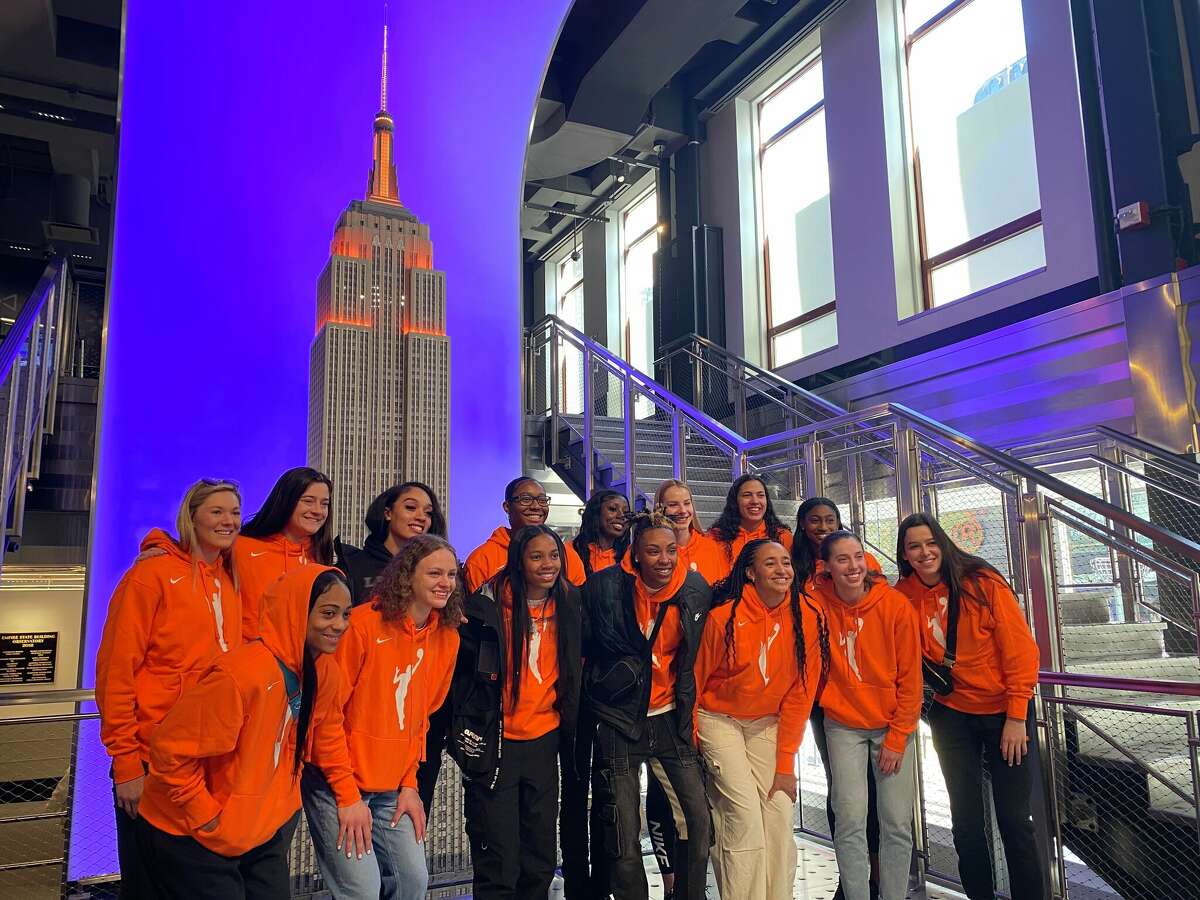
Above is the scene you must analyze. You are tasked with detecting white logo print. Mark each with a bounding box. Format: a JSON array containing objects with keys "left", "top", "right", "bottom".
[
  {"left": 839, "top": 617, "right": 864, "bottom": 681},
  {"left": 169, "top": 576, "right": 184, "bottom": 585},
  {"left": 929, "top": 596, "right": 949, "bottom": 650},
  {"left": 528, "top": 619, "right": 545, "bottom": 684},
  {"left": 376, "top": 636, "right": 392, "bottom": 644},
  {"left": 266, "top": 681, "right": 279, "bottom": 692},
  {"left": 249, "top": 551, "right": 267, "bottom": 558},
  {"left": 272, "top": 704, "right": 293, "bottom": 770},
  {"left": 643, "top": 619, "right": 662, "bottom": 669},
  {"left": 393, "top": 649, "right": 424, "bottom": 732},
  {"left": 758, "top": 623, "right": 781, "bottom": 685}
]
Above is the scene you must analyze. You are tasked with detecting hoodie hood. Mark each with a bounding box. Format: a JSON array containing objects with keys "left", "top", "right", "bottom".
[
  {"left": 362, "top": 533, "right": 394, "bottom": 564},
  {"left": 485, "top": 526, "right": 511, "bottom": 553},
  {"left": 139, "top": 527, "right": 216, "bottom": 570},
  {"left": 621, "top": 549, "right": 687, "bottom": 603},
  {"left": 814, "top": 574, "right": 890, "bottom": 618},
  {"left": 258, "top": 564, "right": 339, "bottom": 674}
]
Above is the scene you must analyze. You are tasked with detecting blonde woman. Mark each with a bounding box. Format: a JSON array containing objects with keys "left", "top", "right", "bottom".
[
  {"left": 654, "top": 480, "right": 724, "bottom": 584},
  {"left": 96, "top": 479, "right": 243, "bottom": 894}
]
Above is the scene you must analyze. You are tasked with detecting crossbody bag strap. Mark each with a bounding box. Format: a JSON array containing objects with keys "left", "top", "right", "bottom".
[
  {"left": 643, "top": 601, "right": 671, "bottom": 659},
  {"left": 943, "top": 588, "right": 962, "bottom": 668}
]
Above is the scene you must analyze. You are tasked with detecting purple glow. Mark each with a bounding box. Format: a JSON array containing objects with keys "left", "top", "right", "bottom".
[{"left": 73, "top": 0, "right": 571, "bottom": 878}]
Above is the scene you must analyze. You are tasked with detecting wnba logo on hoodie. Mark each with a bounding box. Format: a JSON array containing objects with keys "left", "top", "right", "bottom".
[
  {"left": 757, "top": 622, "right": 781, "bottom": 685},
  {"left": 839, "top": 616, "right": 864, "bottom": 681}
]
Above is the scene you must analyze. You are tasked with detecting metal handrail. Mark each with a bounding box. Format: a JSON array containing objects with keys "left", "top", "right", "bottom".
[
  {"left": 1039, "top": 671, "right": 1200, "bottom": 697},
  {"left": 655, "top": 331, "right": 846, "bottom": 418},
  {"left": 0, "top": 258, "right": 63, "bottom": 381}
]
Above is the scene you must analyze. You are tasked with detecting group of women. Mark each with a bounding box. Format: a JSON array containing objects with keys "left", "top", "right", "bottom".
[{"left": 95, "top": 466, "right": 1047, "bottom": 900}]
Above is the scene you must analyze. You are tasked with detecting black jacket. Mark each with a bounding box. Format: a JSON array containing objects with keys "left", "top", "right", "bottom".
[
  {"left": 582, "top": 566, "right": 711, "bottom": 744},
  {"left": 334, "top": 535, "right": 393, "bottom": 606},
  {"left": 448, "top": 581, "right": 585, "bottom": 787}
]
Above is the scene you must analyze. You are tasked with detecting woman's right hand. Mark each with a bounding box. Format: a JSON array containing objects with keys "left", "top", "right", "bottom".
[
  {"left": 114, "top": 775, "right": 145, "bottom": 818},
  {"left": 198, "top": 814, "right": 221, "bottom": 833}
]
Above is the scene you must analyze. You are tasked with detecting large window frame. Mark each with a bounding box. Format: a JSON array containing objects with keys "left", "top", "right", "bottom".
[
  {"left": 620, "top": 186, "right": 658, "bottom": 371},
  {"left": 904, "top": 0, "right": 1043, "bottom": 308},
  {"left": 753, "top": 52, "right": 837, "bottom": 368}
]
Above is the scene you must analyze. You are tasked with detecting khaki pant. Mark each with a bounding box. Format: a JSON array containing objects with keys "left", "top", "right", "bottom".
[{"left": 697, "top": 710, "right": 797, "bottom": 900}]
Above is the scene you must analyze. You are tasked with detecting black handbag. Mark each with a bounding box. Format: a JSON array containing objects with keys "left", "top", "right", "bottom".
[
  {"left": 921, "top": 588, "right": 960, "bottom": 696},
  {"left": 588, "top": 602, "right": 670, "bottom": 705}
]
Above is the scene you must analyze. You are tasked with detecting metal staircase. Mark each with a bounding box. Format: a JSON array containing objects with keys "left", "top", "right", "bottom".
[{"left": 526, "top": 314, "right": 1200, "bottom": 899}]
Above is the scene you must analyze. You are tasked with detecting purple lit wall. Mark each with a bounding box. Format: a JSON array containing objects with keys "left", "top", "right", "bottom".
[{"left": 72, "top": 0, "right": 572, "bottom": 878}]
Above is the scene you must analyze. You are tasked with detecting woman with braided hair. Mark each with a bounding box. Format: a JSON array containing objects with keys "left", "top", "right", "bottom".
[
  {"left": 583, "top": 510, "right": 711, "bottom": 900},
  {"left": 694, "top": 538, "right": 830, "bottom": 900}
]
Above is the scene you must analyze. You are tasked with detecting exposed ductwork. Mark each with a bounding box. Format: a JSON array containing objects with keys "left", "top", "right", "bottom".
[{"left": 524, "top": 0, "right": 749, "bottom": 181}]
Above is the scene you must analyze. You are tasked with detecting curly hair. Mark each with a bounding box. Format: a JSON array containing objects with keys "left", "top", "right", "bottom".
[
  {"left": 371, "top": 533, "right": 464, "bottom": 629},
  {"left": 709, "top": 475, "right": 789, "bottom": 559},
  {"left": 715, "top": 539, "right": 829, "bottom": 691}
]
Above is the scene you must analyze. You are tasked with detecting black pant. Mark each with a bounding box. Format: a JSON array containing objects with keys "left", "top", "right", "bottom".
[
  {"left": 927, "top": 702, "right": 1048, "bottom": 900},
  {"left": 593, "top": 712, "right": 710, "bottom": 900},
  {"left": 645, "top": 770, "right": 677, "bottom": 878},
  {"left": 137, "top": 812, "right": 299, "bottom": 900},
  {"left": 113, "top": 766, "right": 157, "bottom": 899},
  {"left": 560, "top": 708, "right": 606, "bottom": 900},
  {"left": 464, "top": 731, "right": 560, "bottom": 899},
  {"left": 811, "top": 705, "right": 880, "bottom": 853},
  {"left": 417, "top": 698, "right": 452, "bottom": 816}
]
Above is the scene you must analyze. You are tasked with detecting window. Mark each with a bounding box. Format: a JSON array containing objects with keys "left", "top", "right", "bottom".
[
  {"left": 756, "top": 54, "right": 837, "bottom": 367},
  {"left": 905, "top": 0, "right": 1043, "bottom": 306},
  {"left": 621, "top": 188, "right": 657, "bottom": 381},
  {"left": 556, "top": 250, "right": 584, "bottom": 413}
]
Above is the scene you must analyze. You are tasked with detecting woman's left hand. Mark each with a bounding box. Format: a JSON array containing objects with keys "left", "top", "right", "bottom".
[
  {"left": 390, "top": 786, "right": 427, "bottom": 841},
  {"left": 768, "top": 772, "right": 797, "bottom": 803},
  {"left": 1000, "top": 718, "right": 1029, "bottom": 766}
]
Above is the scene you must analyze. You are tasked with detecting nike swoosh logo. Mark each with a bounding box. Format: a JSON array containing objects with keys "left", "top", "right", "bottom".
[
  {"left": 376, "top": 637, "right": 392, "bottom": 644},
  {"left": 267, "top": 681, "right": 280, "bottom": 691},
  {"left": 737, "top": 621, "right": 746, "bottom": 627},
  {"left": 249, "top": 551, "right": 267, "bottom": 558},
  {"left": 170, "top": 576, "right": 184, "bottom": 585}
]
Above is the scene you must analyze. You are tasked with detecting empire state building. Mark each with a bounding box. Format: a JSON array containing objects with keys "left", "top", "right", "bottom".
[{"left": 307, "top": 24, "right": 450, "bottom": 542}]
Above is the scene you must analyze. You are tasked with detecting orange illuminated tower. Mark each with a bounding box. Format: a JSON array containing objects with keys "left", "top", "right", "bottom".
[{"left": 307, "top": 19, "right": 450, "bottom": 542}]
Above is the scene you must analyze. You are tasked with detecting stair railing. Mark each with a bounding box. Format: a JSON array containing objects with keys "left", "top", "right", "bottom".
[{"left": 0, "top": 257, "right": 72, "bottom": 580}]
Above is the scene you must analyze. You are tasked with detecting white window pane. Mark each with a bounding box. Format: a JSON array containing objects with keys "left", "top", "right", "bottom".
[
  {"left": 905, "top": 0, "right": 952, "bottom": 36},
  {"left": 624, "top": 191, "right": 657, "bottom": 246},
  {"left": 761, "top": 109, "right": 836, "bottom": 325},
  {"left": 560, "top": 282, "right": 584, "bottom": 329},
  {"left": 772, "top": 312, "right": 837, "bottom": 366},
  {"left": 558, "top": 253, "right": 583, "bottom": 291},
  {"left": 625, "top": 233, "right": 656, "bottom": 376},
  {"left": 759, "top": 60, "right": 823, "bottom": 142},
  {"left": 908, "top": 0, "right": 1040, "bottom": 257},
  {"left": 929, "top": 223, "right": 1045, "bottom": 306}
]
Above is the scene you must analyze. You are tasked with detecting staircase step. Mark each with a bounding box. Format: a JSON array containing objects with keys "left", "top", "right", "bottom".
[{"left": 1062, "top": 622, "right": 1168, "bottom": 662}]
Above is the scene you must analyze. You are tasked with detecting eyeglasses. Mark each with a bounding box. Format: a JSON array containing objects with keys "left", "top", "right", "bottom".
[{"left": 510, "top": 494, "right": 551, "bottom": 508}]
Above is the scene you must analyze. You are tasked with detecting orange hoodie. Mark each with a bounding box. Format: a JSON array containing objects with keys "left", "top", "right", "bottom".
[
  {"left": 587, "top": 543, "right": 617, "bottom": 575},
  {"left": 96, "top": 535, "right": 241, "bottom": 783},
  {"left": 233, "top": 534, "right": 314, "bottom": 641},
  {"left": 812, "top": 577, "right": 922, "bottom": 754},
  {"left": 320, "top": 603, "right": 459, "bottom": 792},
  {"left": 464, "top": 526, "right": 585, "bottom": 593},
  {"left": 895, "top": 571, "right": 1039, "bottom": 720},
  {"left": 677, "top": 530, "right": 728, "bottom": 585},
  {"left": 500, "top": 588, "right": 561, "bottom": 740},
  {"left": 707, "top": 522, "right": 795, "bottom": 581},
  {"left": 138, "top": 566, "right": 356, "bottom": 857},
  {"left": 694, "top": 584, "right": 822, "bottom": 773},
  {"left": 623, "top": 553, "right": 688, "bottom": 714}
]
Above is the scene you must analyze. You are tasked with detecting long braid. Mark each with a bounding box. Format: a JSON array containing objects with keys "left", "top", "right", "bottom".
[
  {"left": 788, "top": 585, "right": 809, "bottom": 690},
  {"left": 723, "top": 594, "right": 744, "bottom": 669},
  {"left": 815, "top": 599, "right": 831, "bottom": 682}
]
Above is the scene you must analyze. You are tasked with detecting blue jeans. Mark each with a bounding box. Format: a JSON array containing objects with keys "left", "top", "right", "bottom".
[
  {"left": 301, "top": 764, "right": 428, "bottom": 900},
  {"left": 825, "top": 720, "right": 915, "bottom": 900}
]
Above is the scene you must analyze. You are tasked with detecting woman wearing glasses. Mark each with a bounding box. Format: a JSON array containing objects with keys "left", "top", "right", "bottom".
[{"left": 464, "top": 477, "right": 586, "bottom": 592}]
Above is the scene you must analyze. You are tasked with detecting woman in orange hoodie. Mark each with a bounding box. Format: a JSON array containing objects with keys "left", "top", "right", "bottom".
[
  {"left": 572, "top": 489, "right": 631, "bottom": 577},
  {"left": 464, "top": 476, "right": 586, "bottom": 592},
  {"left": 895, "top": 513, "right": 1046, "bottom": 900},
  {"left": 705, "top": 475, "right": 793, "bottom": 581},
  {"left": 303, "top": 534, "right": 463, "bottom": 900},
  {"left": 792, "top": 497, "right": 883, "bottom": 896},
  {"left": 812, "top": 531, "right": 921, "bottom": 900},
  {"left": 693, "top": 539, "right": 829, "bottom": 900},
  {"left": 450, "top": 525, "right": 585, "bottom": 899},
  {"left": 655, "top": 479, "right": 725, "bottom": 585},
  {"left": 135, "top": 565, "right": 361, "bottom": 899},
  {"left": 95, "top": 478, "right": 243, "bottom": 896},
  {"left": 236, "top": 467, "right": 336, "bottom": 640}
]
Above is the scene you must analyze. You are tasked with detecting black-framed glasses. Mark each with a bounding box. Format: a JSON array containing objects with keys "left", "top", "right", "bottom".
[{"left": 510, "top": 493, "right": 551, "bottom": 508}]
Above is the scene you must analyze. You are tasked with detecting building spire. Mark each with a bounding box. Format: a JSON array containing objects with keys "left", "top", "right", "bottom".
[{"left": 367, "top": 3, "right": 400, "bottom": 203}]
